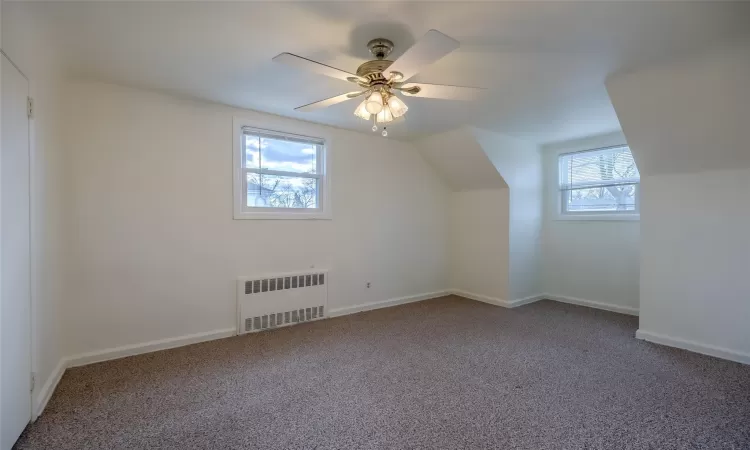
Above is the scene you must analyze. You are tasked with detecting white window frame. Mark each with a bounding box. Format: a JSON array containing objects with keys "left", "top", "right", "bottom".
[
  {"left": 233, "top": 117, "right": 331, "bottom": 220},
  {"left": 557, "top": 145, "right": 640, "bottom": 221}
]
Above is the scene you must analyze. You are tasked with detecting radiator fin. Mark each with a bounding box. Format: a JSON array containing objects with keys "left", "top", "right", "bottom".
[
  {"left": 245, "top": 273, "right": 327, "bottom": 294},
  {"left": 242, "top": 305, "right": 325, "bottom": 332}
]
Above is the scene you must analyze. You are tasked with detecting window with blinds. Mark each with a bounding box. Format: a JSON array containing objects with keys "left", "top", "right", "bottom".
[
  {"left": 558, "top": 145, "right": 640, "bottom": 215},
  {"left": 233, "top": 121, "right": 328, "bottom": 219}
]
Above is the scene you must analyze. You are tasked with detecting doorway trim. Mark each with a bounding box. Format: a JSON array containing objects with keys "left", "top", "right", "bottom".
[{"left": 1, "top": 49, "right": 35, "bottom": 426}]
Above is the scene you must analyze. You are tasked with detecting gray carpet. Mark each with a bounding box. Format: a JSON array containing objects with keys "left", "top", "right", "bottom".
[{"left": 15, "top": 296, "right": 750, "bottom": 449}]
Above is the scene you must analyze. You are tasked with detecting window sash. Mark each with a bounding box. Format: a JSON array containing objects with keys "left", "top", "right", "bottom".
[
  {"left": 241, "top": 170, "right": 322, "bottom": 212},
  {"left": 560, "top": 183, "right": 640, "bottom": 215},
  {"left": 558, "top": 145, "right": 640, "bottom": 216},
  {"left": 240, "top": 128, "right": 325, "bottom": 213},
  {"left": 242, "top": 128, "right": 322, "bottom": 176}
]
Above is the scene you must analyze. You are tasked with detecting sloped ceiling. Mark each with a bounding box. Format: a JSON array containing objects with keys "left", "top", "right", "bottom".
[
  {"left": 6, "top": 1, "right": 750, "bottom": 143},
  {"left": 606, "top": 38, "right": 750, "bottom": 176},
  {"left": 472, "top": 128, "right": 541, "bottom": 190},
  {"left": 415, "top": 128, "right": 508, "bottom": 191},
  {"left": 415, "top": 127, "right": 542, "bottom": 192}
]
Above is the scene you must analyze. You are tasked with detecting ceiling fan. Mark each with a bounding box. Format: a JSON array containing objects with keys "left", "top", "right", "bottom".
[{"left": 273, "top": 30, "right": 484, "bottom": 136}]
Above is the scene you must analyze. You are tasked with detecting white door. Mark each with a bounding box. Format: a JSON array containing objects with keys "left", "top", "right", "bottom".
[{"left": 0, "top": 53, "right": 32, "bottom": 450}]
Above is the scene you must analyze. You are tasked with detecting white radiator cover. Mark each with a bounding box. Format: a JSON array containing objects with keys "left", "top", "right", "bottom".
[{"left": 236, "top": 270, "right": 328, "bottom": 334}]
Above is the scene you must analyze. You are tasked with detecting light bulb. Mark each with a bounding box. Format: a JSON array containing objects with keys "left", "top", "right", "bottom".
[
  {"left": 382, "top": 129, "right": 388, "bottom": 137},
  {"left": 354, "top": 100, "right": 371, "bottom": 120},
  {"left": 375, "top": 106, "right": 393, "bottom": 123},
  {"left": 387, "top": 95, "right": 408, "bottom": 118},
  {"left": 372, "top": 124, "right": 378, "bottom": 132},
  {"left": 365, "top": 91, "right": 384, "bottom": 114}
]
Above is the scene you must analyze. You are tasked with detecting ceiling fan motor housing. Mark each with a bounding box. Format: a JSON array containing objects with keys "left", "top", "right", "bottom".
[
  {"left": 357, "top": 38, "right": 396, "bottom": 86},
  {"left": 356, "top": 60, "right": 394, "bottom": 85}
]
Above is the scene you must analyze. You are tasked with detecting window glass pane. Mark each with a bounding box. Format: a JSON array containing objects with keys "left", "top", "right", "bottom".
[
  {"left": 244, "top": 135, "right": 260, "bottom": 169},
  {"left": 246, "top": 173, "right": 318, "bottom": 209},
  {"left": 564, "top": 184, "right": 637, "bottom": 212},
  {"left": 259, "top": 137, "right": 317, "bottom": 174}
]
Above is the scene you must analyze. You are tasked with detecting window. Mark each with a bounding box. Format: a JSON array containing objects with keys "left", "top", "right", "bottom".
[
  {"left": 233, "top": 121, "right": 329, "bottom": 219},
  {"left": 558, "top": 145, "right": 640, "bottom": 217}
]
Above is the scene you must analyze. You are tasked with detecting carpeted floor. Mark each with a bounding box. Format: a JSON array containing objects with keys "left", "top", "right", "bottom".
[{"left": 15, "top": 296, "right": 750, "bottom": 449}]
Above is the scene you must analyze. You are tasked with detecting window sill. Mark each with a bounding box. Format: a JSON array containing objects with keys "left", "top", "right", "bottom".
[
  {"left": 234, "top": 211, "right": 332, "bottom": 220},
  {"left": 555, "top": 214, "right": 639, "bottom": 222}
]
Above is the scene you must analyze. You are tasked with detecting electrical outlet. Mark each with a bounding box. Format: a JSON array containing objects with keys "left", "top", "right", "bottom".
[{"left": 366, "top": 282, "right": 371, "bottom": 288}]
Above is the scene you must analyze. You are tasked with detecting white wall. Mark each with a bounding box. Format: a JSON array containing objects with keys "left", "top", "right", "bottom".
[
  {"left": 415, "top": 128, "right": 512, "bottom": 302},
  {"left": 416, "top": 127, "right": 542, "bottom": 303},
  {"left": 449, "top": 189, "right": 510, "bottom": 300},
  {"left": 62, "top": 81, "right": 450, "bottom": 357},
  {"left": 474, "top": 129, "right": 543, "bottom": 300},
  {"left": 2, "top": 4, "right": 67, "bottom": 416},
  {"left": 607, "top": 38, "right": 750, "bottom": 362},
  {"left": 541, "top": 131, "right": 640, "bottom": 313},
  {"left": 638, "top": 169, "right": 750, "bottom": 361}
]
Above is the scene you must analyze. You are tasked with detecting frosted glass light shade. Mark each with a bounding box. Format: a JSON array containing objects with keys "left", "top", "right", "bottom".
[
  {"left": 365, "top": 91, "right": 384, "bottom": 114},
  {"left": 354, "top": 100, "right": 371, "bottom": 120},
  {"left": 375, "top": 106, "right": 394, "bottom": 123},
  {"left": 387, "top": 95, "right": 408, "bottom": 118}
]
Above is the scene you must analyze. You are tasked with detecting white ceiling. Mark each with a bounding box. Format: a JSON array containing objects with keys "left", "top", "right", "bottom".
[{"left": 11, "top": 1, "right": 750, "bottom": 143}]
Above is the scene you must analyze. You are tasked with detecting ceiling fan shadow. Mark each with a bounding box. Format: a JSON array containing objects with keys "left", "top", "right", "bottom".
[{"left": 345, "top": 22, "right": 416, "bottom": 60}]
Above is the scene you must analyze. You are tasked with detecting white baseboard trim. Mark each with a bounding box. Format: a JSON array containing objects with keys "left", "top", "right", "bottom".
[
  {"left": 543, "top": 294, "right": 639, "bottom": 316},
  {"left": 327, "top": 291, "right": 451, "bottom": 317},
  {"left": 509, "top": 293, "right": 546, "bottom": 308},
  {"left": 635, "top": 329, "right": 750, "bottom": 365},
  {"left": 450, "top": 290, "right": 545, "bottom": 308},
  {"left": 32, "top": 358, "right": 67, "bottom": 421},
  {"left": 66, "top": 328, "right": 237, "bottom": 368},
  {"left": 450, "top": 290, "right": 505, "bottom": 306}
]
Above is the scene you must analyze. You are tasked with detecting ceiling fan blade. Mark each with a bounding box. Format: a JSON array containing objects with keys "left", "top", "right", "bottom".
[
  {"left": 398, "top": 83, "right": 485, "bottom": 101},
  {"left": 295, "top": 92, "right": 363, "bottom": 112},
  {"left": 387, "top": 30, "right": 460, "bottom": 82},
  {"left": 347, "top": 90, "right": 369, "bottom": 99},
  {"left": 273, "top": 53, "right": 365, "bottom": 83}
]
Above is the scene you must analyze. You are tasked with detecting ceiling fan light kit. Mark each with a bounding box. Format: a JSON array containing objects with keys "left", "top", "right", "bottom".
[
  {"left": 274, "top": 29, "right": 485, "bottom": 136},
  {"left": 375, "top": 104, "right": 393, "bottom": 123},
  {"left": 365, "top": 91, "right": 384, "bottom": 114},
  {"left": 355, "top": 89, "right": 406, "bottom": 124},
  {"left": 387, "top": 95, "right": 408, "bottom": 118},
  {"left": 354, "top": 100, "right": 371, "bottom": 120}
]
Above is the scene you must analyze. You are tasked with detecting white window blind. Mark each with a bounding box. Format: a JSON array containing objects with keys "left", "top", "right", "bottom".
[{"left": 559, "top": 145, "right": 640, "bottom": 215}]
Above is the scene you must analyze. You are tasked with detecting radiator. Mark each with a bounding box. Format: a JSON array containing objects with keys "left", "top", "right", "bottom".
[{"left": 237, "top": 270, "right": 328, "bottom": 334}]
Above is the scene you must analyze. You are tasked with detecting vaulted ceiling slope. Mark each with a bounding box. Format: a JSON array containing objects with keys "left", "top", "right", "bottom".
[
  {"left": 415, "top": 127, "right": 541, "bottom": 192},
  {"left": 7, "top": 1, "right": 750, "bottom": 143},
  {"left": 607, "top": 37, "right": 750, "bottom": 176},
  {"left": 472, "top": 129, "right": 541, "bottom": 191},
  {"left": 416, "top": 128, "right": 508, "bottom": 191}
]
